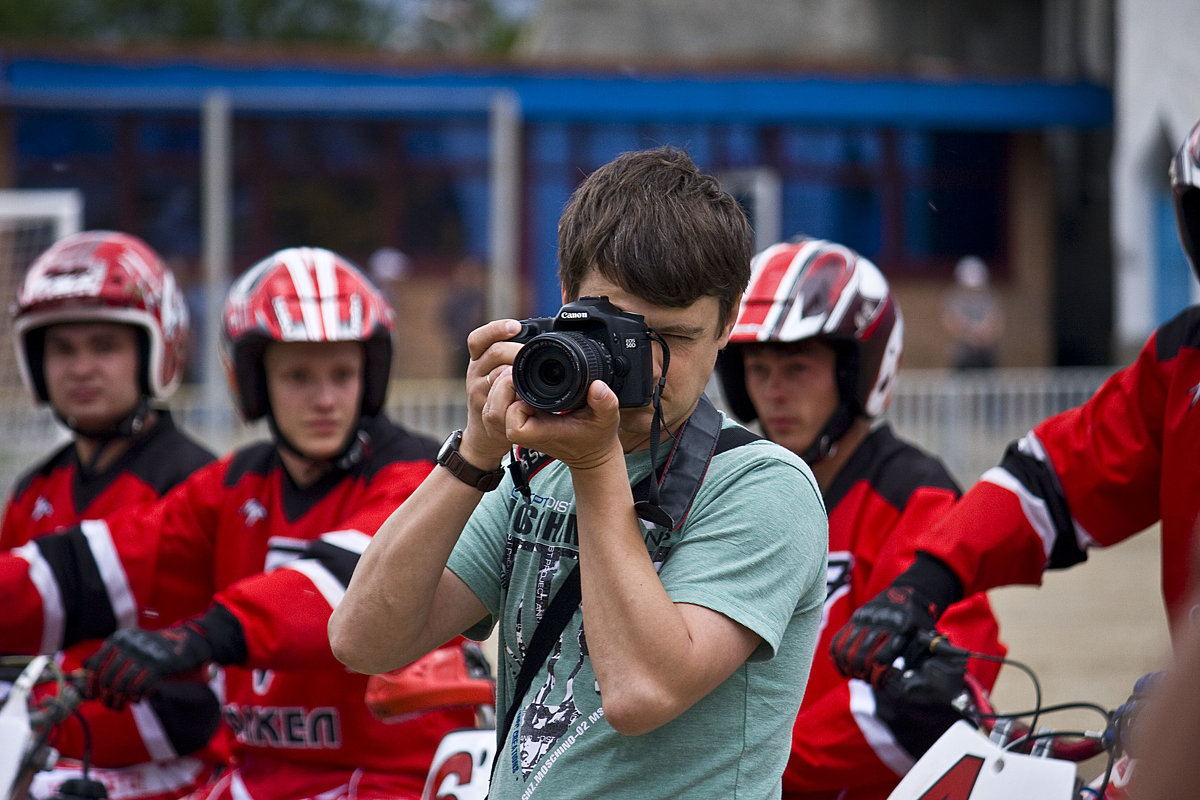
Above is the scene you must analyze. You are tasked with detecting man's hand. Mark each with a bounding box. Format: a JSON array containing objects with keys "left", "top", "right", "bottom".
[
  {"left": 464, "top": 319, "right": 525, "bottom": 467},
  {"left": 85, "top": 624, "right": 213, "bottom": 709},
  {"left": 84, "top": 604, "right": 246, "bottom": 710},
  {"left": 830, "top": 553, "right": 964, "bottom": 688},
  {"left": 874, "top": 648, "right": 969, "bottom": 758},
  {"left": 830, "top": 585, "right": 943, "bottom": 687}
]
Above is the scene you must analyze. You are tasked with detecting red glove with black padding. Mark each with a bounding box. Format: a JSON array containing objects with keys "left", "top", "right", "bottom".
[{"left": 830, "top": 552, "right": 964, "bottom": 689}]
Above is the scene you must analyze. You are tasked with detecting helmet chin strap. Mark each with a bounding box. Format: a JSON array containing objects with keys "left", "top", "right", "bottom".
[
  {"left": 267, "top": 414, "right": 370, "bottom": 474},
  {"left": 61, "top": 396, "right": 154, "bottom": 474},
  {"left": 799, "top": 402, "right": 856, "bottom": 465}
]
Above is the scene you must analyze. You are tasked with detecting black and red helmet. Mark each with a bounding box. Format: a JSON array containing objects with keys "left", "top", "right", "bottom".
[
  {"left": 221, "top": 247, "right": 394, "bottom": 422},
  {"left": 1170, "top": 118, "right": 1200, "bottom": 283},
  {"left": 718, "top": 236, "right": 903, "bottom": 425},
  {"left": 13, "top": 230, "right": 189, "bottom": 405}
]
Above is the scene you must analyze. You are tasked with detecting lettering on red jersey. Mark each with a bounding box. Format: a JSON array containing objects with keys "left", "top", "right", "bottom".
[{"left": 223, "top": 703, "right": 342, "bottom": 749}]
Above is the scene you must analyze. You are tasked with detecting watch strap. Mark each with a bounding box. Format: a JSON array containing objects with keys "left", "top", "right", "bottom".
[{"left": 438, "top": 430, "right": 505, "bottom": 492}]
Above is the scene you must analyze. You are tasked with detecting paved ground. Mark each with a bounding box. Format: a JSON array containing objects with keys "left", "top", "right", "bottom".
[{"left": 984, "top": 524, "right": 1170, "bottom": 780}]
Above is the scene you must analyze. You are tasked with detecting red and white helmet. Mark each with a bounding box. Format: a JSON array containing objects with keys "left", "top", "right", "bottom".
[
  {"left": 13, "top": 230, "right": 188, "bottom": 405},
  {"left": 1170, "top": 118, "right": 1200, "bottom": 283},
  {"left": 221, "top": 247, "right": 394, "bottom": 421},
  {"left": 718, "top": 236, "right": 903, "bottom": 425}
]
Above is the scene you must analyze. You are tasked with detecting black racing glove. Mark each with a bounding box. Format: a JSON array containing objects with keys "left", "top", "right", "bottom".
[
  {"left": 873, "top": 645, "right": 969, "bottom": 759},
  {"left": 830, "top": 553, "right": 963, "bottom": 689},
  {"left": 1108, "top": 671, "right": 1166, "bottom": 758},
  {"left": 84, "top": 604, "right": 247, "bottom": 710}
]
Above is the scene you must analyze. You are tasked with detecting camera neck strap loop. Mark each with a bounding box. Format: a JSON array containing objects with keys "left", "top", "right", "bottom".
[{"left": 633, "top": 393, "right": 759, "bottom": 529}]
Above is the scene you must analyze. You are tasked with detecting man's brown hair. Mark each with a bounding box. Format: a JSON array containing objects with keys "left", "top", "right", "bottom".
[{"left": 557, "top": 146, "right": 753, "bottom": 332}]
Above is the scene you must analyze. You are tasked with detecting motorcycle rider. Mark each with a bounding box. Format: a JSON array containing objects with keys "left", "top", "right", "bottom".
[
  {"left": 830, "top": 120, "right": 1200, "bottom": 726},
  {"left": 716, "top": 235, "right": 1006, "bottom": 799},
  {"left": 3, "top": 248, "right": 477, "bottom": 800},
  {"left": 1, "top": 230, "right": 218, "bottom": 800}
]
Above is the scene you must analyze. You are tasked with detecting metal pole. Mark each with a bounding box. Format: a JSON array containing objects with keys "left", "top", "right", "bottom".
[
  {"left": 488, "top": 90, "right": 522, "bottom": 320},
  {"left": 202, "top": 90, "right": 233, "bottom": 445}
]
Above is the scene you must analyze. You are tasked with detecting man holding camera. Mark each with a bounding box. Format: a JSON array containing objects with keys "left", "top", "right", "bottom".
[{"left": 330, "top": 146, "right": 829, "bottom": 800}]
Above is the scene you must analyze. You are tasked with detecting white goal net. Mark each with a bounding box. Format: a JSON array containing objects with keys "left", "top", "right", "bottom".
[{"left": 0, "top": 190, "right": 84, "bottom": 491}]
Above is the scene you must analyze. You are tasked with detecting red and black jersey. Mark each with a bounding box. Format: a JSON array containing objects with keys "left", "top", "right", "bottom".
[
  {"left": 1, "top": 410, "right": 214, "bottom": 548},
  {"left": 783, "top": 424, "right": 1006, "bottom": 800},
  {"left": 12, "top": 415, "right": 476, "bottom": 799},
  {"left": 0, "top": 410, "right": 216, "bottom": 793},
  {"left": 912, "top": 306, "right": 1200, "bottom": 635}
]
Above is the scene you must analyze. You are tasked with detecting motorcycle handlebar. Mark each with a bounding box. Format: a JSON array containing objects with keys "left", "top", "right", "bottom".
[{"left": 894, "top": 630, "right": 1112, "bottom": 764}]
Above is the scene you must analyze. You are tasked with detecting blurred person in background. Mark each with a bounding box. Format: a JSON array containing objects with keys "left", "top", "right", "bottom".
[
  {"left": 831, "top": 119, "right": 1200, "bottom": 785},
  {"left": 2, "top": 248, "right": 478, "bottom": 800},
  {"left": 716, "top": 235, "right": 1006, "bottom": 800},
  {"left": 441, "top": 257, "right": 487, "bottom": 376},
  {"left": 941, "top": 254, "right": 1004, "bottom": 371},
  {"left": 1, "top": 230, "right": 220, "bottom": 800}
]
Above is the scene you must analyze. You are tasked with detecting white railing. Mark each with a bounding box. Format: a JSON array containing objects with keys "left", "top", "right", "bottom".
[
  {"left": 0, "top": 367, "right": 1117, "bottom": 497},
  {"left": 885, "top": 366, "right": 1116, "bottom": 485}
]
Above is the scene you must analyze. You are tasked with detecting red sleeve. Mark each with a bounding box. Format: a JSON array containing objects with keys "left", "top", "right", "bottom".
[
  {"left": 221, "top": 567, "right": 346, "bottom": 669},
  {"left": 1, "top": 492, "right": 23, "bottom": 550},
  {"left": 1032, "top": 337, "right": 1165, "bottom": 546},
  {"left": 132, "top": 461, "right": 228, "bottom": 625},
  {"left": 0, "top": 551, "right": 48, "bottom": 653},
  {"left": 913, "top": 334, "right": 1166, "bottom": 598}
]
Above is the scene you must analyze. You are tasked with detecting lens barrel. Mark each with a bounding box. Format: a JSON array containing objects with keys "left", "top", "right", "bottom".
[{"left": 512, "top": 331, "right": 611, "bottom": 412}]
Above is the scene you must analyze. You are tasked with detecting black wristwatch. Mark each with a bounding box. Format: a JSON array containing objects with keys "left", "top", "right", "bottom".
[{"left": 436, "top": 429, "right": 505, "bottom": 492}]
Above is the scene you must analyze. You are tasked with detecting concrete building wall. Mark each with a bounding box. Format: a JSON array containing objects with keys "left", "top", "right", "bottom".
[
  {"left": 1112, "top": 0, "right": 1200, "bottom": 359},
  {"left": 516, "top": 0, "right": 1047, "bottom": 75}
]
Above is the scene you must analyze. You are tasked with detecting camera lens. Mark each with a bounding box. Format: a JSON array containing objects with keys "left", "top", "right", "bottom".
[{"left": 512, "top": 331, "right": 611, "bottom": 412}]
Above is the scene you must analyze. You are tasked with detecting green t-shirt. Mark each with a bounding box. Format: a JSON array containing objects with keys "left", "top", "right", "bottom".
[{"left": 447, "top": 412, "right": 827, "bottom": 800}]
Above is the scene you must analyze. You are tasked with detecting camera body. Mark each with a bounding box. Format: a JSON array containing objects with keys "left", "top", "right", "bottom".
[{"left": 510, "top": 296, "right": 655, "bottom": 413}]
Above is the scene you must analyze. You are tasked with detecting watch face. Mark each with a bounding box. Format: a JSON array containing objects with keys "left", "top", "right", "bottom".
[{"left": 439, "top": 430, "right": 463, "bottom": 463}]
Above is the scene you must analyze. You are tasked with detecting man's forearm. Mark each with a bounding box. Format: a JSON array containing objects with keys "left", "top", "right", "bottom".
[{"left": 329, "top": 466, "right": 485, "bottom": 674}]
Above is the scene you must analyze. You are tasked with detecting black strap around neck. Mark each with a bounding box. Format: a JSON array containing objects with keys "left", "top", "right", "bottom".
[
  {"left": 497, "top": 562, "right": 580, "bottom": 754},
  {"left": 633, "top": 394, "right": 758, "bottom": 529},
  {"left": 496, "top": 398, "right": 760, "bottom": 752}
]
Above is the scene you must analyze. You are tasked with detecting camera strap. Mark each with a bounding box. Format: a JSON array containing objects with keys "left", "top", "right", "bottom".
[
  {"left": 632, "top": 394, "right": 759, "bottom": 529},
  {"left": 497, "top": 394, "right": 760, "bottom": 754}
]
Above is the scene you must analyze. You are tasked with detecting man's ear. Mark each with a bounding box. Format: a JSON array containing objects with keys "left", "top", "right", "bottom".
[{"left": 717, "top": 292, "right": 742, "bottom": 347}]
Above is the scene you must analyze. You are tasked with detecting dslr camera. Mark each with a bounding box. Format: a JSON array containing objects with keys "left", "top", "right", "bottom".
[{"left": 509, "top": 296, "right": 655, "bottom": 413}]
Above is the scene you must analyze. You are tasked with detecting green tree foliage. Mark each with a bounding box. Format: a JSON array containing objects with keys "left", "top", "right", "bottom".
[{"left": 0, "top": 0, "right": 521, "bottom": 53}]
